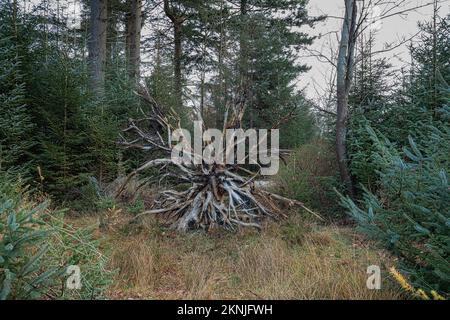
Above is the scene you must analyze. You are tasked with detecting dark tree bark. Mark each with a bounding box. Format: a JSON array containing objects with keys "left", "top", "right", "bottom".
[
  {"left": 163, "top": 0, "right": 186, "bottom": 110},
  {"left": 88, "top": 0, "right": 108, "bottom": 97},
  {"left": 106, "top": 0, "right": 122, "bottom": 69},
  {"left": 239, "top": 0, "right": 250, "bottom": 121},
  {"left": 215, "top": 0, "right": 228, "bottom": 128},
  {"left": 336, "top": 0, "right": 357, "bottom": 198},
  {"left": 106, "top": 0, "right": 115, "bottom": 66},
  {"left": 125, "top": 0, "right": 142, "bottom": 81},
  {"left": 200, "top": 68, "right": 205, "bottom": 119},
  {"left": 173, "top": 22, "right": 182, "bottom": 107}
]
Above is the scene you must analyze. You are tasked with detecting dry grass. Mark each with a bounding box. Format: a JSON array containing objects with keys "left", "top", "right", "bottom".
[{"left": 98, "top": 213, "right": 403, "bottom": 300}]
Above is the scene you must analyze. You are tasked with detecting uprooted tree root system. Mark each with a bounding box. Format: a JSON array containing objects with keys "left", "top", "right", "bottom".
[{"left": 116, "top": 89, "right": 321, "bottom": 231}]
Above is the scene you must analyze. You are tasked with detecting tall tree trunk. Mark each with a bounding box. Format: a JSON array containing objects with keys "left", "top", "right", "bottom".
[
  {"left": 125, "top": 0, "right": 142, "bottom": 82},
  {"left": 336, "top": 0, "right": 357, "bottom": 198},
  {"left": 199, "top": 30, "right": 208, "bottom": 121},
  {"left": 106, "top": 0, "right": 116, "bottom": 69},
  {"left": 88, "top": 0, "right": 108, "bottom": 97},
  {"left": 215, "top": 0, "right": 227, "bottom": 128},
  {"left": 164, "top": 0, "right": 184, "bottom": 110},
  {"left": 173, "top": 21, "right": 183, "bottom": 108},
  {"left": 239, "top": 0, "right": 249, "bottom": 111},
  {"left": 200, "top": 69, "right": 205, "bottom": 119}
]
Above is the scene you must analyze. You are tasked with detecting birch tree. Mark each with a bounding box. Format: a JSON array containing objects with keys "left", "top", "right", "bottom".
[
  {"left": 333, "top": 0, "right": 438, "bottom": 197},
  {"left": 336, "top": 0, "right": 357, "bottom": 197}
]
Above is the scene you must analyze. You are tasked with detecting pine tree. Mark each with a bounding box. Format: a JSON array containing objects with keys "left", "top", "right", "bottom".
[
  {"left": 231, "top": 0, "right": 321, "bottom": 129},
  {"left": 409, "top": 14, "right": 450, "bottom": 120},
  {"left": 341, "top": 123, "right": 450, "bottom": 295},
  {"left": 27, "top": 53, "right": 92, "bottom": 198},
  {"left": 0, "top": 0, "right": 34, "bottom": 176},
  {"left": 347, "top": 33, "right": 397, "bottom": 191},
  {"left": 340, "top": 14, "right": 450, "bottom": 296}
]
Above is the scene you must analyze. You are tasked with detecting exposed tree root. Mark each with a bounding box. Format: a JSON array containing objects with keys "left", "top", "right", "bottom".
[{"left": 116, "top": 87, "right": 321, "bottom": 231}]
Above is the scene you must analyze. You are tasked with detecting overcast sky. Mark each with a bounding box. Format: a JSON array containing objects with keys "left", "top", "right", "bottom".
[{"left": 299, "top": 0, "right": 450, "bottom": 100}]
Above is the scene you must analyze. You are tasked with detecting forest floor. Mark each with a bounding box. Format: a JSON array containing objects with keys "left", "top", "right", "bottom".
[{"left": 69, "top": 209, "right": 403, "bottom": 300}]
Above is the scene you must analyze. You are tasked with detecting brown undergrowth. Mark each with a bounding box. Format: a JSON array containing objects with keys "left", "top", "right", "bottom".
[{"left": 73, "top": 211, "right": 404, "bottom": 300}]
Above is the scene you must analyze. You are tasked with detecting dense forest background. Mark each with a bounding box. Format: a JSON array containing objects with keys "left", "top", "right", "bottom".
[{"left": 0, "top": 0, "right": 448, "bottom": 300}]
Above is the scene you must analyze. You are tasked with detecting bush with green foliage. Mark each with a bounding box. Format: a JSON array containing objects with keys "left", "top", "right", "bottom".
[
  {"left": 0, "top": 173, "right": 114, "bottom": 299},
  {"left": 0, "top": 0, "right": 145, "bottom": 204},
  {"left": 341, "top": 14, "right": 450, "bottom": 297},
  {"left": 27, "top": 53, "right": 94, "bottom": 199},
  {"left": 279, "top": 105, "right": 317, "bottom": 149},
  {"left": 348, "top": 114, "right": 379, "bottom": 191},
  {"left": 340, "top": 123, "right": 450, "bottom": 296},
  {"left": 0, "top": 173, "right": 63, "bottom": 299},
  {"left": 44, "top": 212, "right": 115, "bottom": 299},
  {"left": 348, "top": 15, "right": 449, "bottom": 194},
  {"left": 0, "top": 4, "right": 34, "bottom": 177},
  {"left": 275, "top": 140, "right": 340, "bottom": 216}
]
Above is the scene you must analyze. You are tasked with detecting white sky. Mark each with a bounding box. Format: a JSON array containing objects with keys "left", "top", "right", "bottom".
[{"left": 299, "top": 0, "right": 450, "bottom": 100}]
